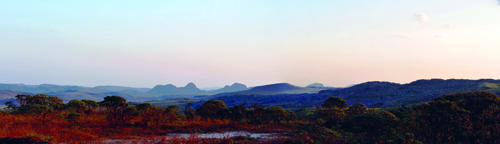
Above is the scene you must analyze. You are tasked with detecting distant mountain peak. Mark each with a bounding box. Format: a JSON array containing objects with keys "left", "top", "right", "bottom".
[
  {"left": 153, "top": 84, "right": 176, "bottom": 88},
  {"left": 184, "top": 82, "right": 198, "bottom": 89},
  {"left": 307, "top": 83, "right": 324, "bottom": 88},
  {"left": 248, "top": 83, "right": 300, "bottom": 92},
  {"left": 209, "top": 83, "right": 247, "bottom": 94},
  {"left": 230, "top": 83, "right": 246, "bottom": 87}
]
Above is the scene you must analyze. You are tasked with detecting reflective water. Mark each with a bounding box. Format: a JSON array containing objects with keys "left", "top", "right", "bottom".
[{"left": 167, "top": 131, "right": 279, "bottom": 139}]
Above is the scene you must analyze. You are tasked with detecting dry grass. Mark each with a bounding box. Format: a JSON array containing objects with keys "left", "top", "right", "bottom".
[{"left": 0, "top": 111, "right": 297, "bottom": 143}]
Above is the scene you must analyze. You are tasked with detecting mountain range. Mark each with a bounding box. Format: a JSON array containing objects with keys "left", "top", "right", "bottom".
[
  {"left": 213, "top": 83, "right": 323, "bottom": 96},
  {"left": 191, "top": 78, "right": 500, "bottom": 110},
  {"left": 0, "top": 82, "right": 251, "bottom": 102},
  {"left": 4, "top": 79, "right": 500, "bottom": 110}
]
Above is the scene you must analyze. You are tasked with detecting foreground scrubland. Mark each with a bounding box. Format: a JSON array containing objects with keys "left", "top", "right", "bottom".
[{"left": 2, "top": 90, "right": 500, "bottom": 143}]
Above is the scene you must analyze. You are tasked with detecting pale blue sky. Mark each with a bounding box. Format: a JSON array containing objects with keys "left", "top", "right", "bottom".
[{"left": 1, "top": 0, "right": 500, "bottom": 88}]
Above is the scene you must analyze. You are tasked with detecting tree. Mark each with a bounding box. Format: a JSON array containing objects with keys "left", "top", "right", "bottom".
[
  {"left": 322, "top": 96, "right": 348, "bottom": 108},
  {"left": 183, "top": 103, "right": 195, "bottom": 122},
  {"left": 195, "top": 100, "right": 226, "bottom": 119},
  {"left": 135, "top": 103, "right": 155, "bottom": 128},
  {"left": 216, "top": 108, "right": 231, "bottom": 120},
  {"left": 47, "top": 96, "right": 64, "bottom": 110},
  {"left": 346, "top": 103, "right": 367, "bottom": 116},
  {"left": 266, "top": 106, "right": 296, "bottom": 124},
  {"left": 15, "top": 94, "right": 31, "bottom": 106},
  {"left": 28, "top": 104, "right": 54, "bottom": 126},
  {"left": 4, "top": 101, "right": 17, "bottom": 112},
  {"left": 434, "top": 91, "right": 500, "bottom": 143},
  {"left": 67, "top": 99, "right": 87, "bottom": 113},
  {"left": 136, "top": 103, "right": 153, "bottom": 111},
  {"left": 247, "top": 103, "right": 267, "bottom": 124},
  {"left": 100, "top": 96, "right": 135, "bottom": 126},
  {"left": 346, "top": 109, "right": 399, "bottom": 143},
  {"left": 11, "top": 94, "right": 58, "bottom": 114},
  {"left": 100, "top": 96, "right": 128, "bottom": 109},
  {"left": 482, "top": 104, "right": 500, "bottom": 143},
  {"left": 27, "top": 94, "right": 49, "bottom": 106},
  {"left": 116, "top": 107, "right": 138, "bottom": 126},
  {"left": 317, "top": 107, "right": 346, "bottom": 129},
  {"left": 228, "top": 102, "right": 247, "bottom": 122},
  {"left": 165, "top": 105, "right": 181, "bottom": 123},
  {"left": 81, "top": 99, "right": 99, "bottom": 109},
  {"left": 408, "top": 100, "right": 471, "bottom": 144}
]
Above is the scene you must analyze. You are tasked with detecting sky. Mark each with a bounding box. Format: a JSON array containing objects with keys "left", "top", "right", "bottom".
[{"left": 1, "top": 0, "right": 500, "bottom": 88}]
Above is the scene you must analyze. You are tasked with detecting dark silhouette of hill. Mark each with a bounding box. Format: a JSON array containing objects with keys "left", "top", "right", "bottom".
[
  {"left": 94, "top": 86, "right": 150, "bottom": 92},
  {"left": 0, "top": 84, "right": 43, "bottom": 93},
  {"left": 0, "top": 90, "right": 36, "bottom": 106},
  {"left": 209, "top": 83, "right": 247, "bottom": 94},
  {"left": 213, "top": 83, "right": 324, "bottom": 96},
  {"left": 179, "top": 83, "right": 204, "bottom": 94},
  {"left": 147, "top": 84, "right": 182, "bottom": 95},
  {"left": 306, "top": 83, "right": 342, "bottom": 89},
  {"left": 192, "top": 79, "right": 500, "bottom": 110},
  {"left": 0, "top": 90, "right": 20, "bottom": 100},
  {"left": 247, "top": 83, "right": 302, "bottom": 92},
  {"left": 306, "top": 83, "right": 324, "bottom": 88},
  {"left": 0, "top": 82, "right": 250, "bottom": 102},
  {"left": 147, "top": 83, "right": 206, "bottom": 95},
  {"left": 147, "top": 83, "right": 249, "bottom": 96},
  {"left": 318, "top": 78, "right": 500, "bottom": 107},
  {"left": 6, "top": 78, "right": 500, "bottom": 108}
]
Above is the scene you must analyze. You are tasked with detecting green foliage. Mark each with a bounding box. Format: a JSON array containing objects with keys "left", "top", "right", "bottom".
[
  {"left": 166, "top": 105, "right": 181, "bottom": 112},
  {"left": 215, "top": 108, "right": 231, "bottom": 120},
  {"left": 66, "top": 112, "right": 81, "bottom": 121},
  {"left": 4, "top": 101, "right": 16, "bottom": 112},
  {"left": 195, "top": 100, "right": 226, "bottom": 119},
  {"left": 322, "top": 96, "right": 347, "bottom": 108},
  {"left": 0, "top": 110, "right": 10, "bottom": 115},
  {"left": 408, "top": 100, "right": 471, "bottom": 143},
  {"left": 135, "top": 102, "right": 153, "bottom": 111},
  {"left": 345, "top": 103, "right": 366, "bottom": 116},
  {"left": 294, "top": 125, "right": 341, "bottom": 144},
  {"left": 317, "top": 107, "right": 345, "bottom": 129},
  {"left": 345, "top": 109, "right": 399, "bottom": 142},
  {"left": 266, "top": 106, "right": 296, "bottom": 123},
  {"left": 81, "top": 99, "right": 98, "bottom": 109},
  {"left": 433, "top": 91, "right": 500, "bottom": 143},
  {"left": 26, "top": 104, "right": 54, "bottom": 125},
  {"left": 67, "top": 99, "right": 86, "bottom": 113},
  {"left": 54, "top": 113, "right": 65, "bottom": 119},
  {"left": 100, "top": 95, "right": 128, "bottom": 108},
  {"left": 228, "top": 102, "right": 247, "bottom": 122},
  {"left": 9, "top": 94, "right": 63, "bottom": 115},
  {"left": 183, "top": 103, "right": 195, "bottom": 122},
  {"left": 47, "top": 96, "right": 64, "bottom": 110},
  {"left": 100, "top": 95, "right": 137, "bottom": 126}
]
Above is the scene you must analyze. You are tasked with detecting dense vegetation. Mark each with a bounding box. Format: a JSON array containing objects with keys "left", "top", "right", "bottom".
[
  {"left": 2, "top": 90, "right": 500, "bottom": 143},
  {"left": 319, "top": 79, "right": 500, "bottom": 108}
]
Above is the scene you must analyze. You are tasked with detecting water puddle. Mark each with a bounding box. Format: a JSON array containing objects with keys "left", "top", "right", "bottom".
[
  {"left": 167, "top": 131, "right": 279, "bottom": 139},
  {"left": 97, "top": 131, "right": 282, "bottom": 143}
]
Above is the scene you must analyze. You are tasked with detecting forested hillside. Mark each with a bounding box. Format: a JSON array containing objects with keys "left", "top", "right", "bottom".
[{"left": 197, "top": 79, "right": 500, "bottom": 109}]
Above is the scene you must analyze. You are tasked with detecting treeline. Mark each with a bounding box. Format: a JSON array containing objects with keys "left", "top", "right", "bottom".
[
  {"left": 1, "top": 94, "right": 298, "bottom": 143},
  {"left": 2, "top": 95, "right": 296, "bottom": 128},
  {"left": 298, "top": 90, "right": 500, "bottom": 143}
]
